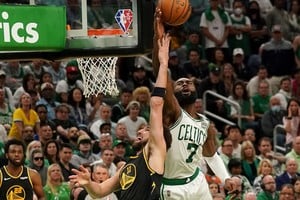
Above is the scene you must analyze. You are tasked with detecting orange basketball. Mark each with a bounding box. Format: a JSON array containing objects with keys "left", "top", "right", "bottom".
[{"left": 159, "top": 0, "right": 192, "bottom": 26}]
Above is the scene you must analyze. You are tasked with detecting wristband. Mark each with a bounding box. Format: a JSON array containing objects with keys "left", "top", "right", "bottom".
[
  {"left": 286, "top": 117, "right": 292, "bottom": 120},
  {"left": 151, "top": 87, "right": 166, "bottom": 97},
  {"left": 204, "top": 152, "right": 230, "bottom": 183}
]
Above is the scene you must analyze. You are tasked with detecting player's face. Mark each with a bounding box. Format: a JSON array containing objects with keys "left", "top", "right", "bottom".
[
  {"left": 136, "top": 125, "right": 149, "bottom": 142},
  {"left": 6, "top": 145, "right": 24, "bottom": 167},
  {"left": 174, "top": 78, "right": 197, "bottom": 107},
  {"left": 132, "top": 125, "right": 149, "bottom": 151}
]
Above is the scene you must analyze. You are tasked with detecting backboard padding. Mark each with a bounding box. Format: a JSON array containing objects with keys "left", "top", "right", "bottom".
[{"left": 0, "top": 0, "right": 154, "bottom": 60}]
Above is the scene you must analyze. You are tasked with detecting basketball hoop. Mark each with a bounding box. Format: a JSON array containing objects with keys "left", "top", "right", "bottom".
[{"left": 77, "top": 57, "right": 119, "bottom": 98}]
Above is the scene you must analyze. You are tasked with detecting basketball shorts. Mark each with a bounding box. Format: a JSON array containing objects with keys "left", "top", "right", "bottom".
[{"left": 160, "top": 168, "right": 213, "bottom": 200}]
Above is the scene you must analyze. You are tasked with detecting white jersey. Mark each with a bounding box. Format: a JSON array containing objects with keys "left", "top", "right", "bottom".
[{"left": 164, "top": 109, "right": 210, "bottom": 179}]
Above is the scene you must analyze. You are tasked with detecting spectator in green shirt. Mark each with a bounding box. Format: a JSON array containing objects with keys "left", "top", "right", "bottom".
[
  {"left": 257, "top": 175, "right": 279, "bottom": 200},
  {"left": 43, "top": 163, "right": 71, "bottom": 200}
]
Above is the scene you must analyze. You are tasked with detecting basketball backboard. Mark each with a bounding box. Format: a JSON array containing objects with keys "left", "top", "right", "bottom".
[{"left": 0, "top": 0, "right": 154, "bottom": 60}]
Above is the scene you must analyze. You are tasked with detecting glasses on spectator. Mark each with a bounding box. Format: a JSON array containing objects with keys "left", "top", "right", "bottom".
[{"left": 34, "top": 157, "right": 44, "bottom": 161}]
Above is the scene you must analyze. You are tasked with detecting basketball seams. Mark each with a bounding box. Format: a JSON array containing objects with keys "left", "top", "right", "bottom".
[
  {"left": 159, "top": 0, "right": 191, "bottom": 26},
  {"left": 171, "top": 1, "right": 188, "bottom": 25},
  {"left": 167, "top": 0, "right": 175, "bottom": 23}
]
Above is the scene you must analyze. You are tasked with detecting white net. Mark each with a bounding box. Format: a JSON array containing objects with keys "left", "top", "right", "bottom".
[{"left": 77, "top": 57, "right": 119, "bottom": 98}]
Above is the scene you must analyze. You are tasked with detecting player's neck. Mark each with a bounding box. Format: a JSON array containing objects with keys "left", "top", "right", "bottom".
[
  {"left": 183, "top": 105, "right": 198, "bottom": 118},
  {"left": 6, "top": 164, "right": 23, "bottom": 177}
]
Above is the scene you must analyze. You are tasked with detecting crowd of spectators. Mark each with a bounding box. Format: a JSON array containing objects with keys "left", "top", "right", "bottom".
[{"left": 1, "top": 0, "right": 300, "bottom": 199}]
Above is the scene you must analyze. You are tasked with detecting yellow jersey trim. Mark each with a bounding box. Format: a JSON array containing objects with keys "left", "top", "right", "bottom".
[
  {"left": 4, "top": 166, "right": 23, "bottom": 179},
  {"left": 27, "top": 168, "right": 33, "bottom": 187},
  {"left": 143, "top": 148, "right": 155, "bottom": 174}
]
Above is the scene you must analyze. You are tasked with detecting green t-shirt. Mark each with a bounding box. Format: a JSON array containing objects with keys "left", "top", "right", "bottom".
[
  {"left": 252, "top": 94, "right": 270, "bottom": 115},
  {"left": 43, "top": 182, "right": 70, "bottom": 200},
  {"left": 257, "top": 191, "right": 279, "bottom": 200}
]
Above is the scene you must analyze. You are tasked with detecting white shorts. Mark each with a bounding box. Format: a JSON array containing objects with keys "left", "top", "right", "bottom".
[{"left": 160, "top": 169, "right": 213, "bottom": 200}]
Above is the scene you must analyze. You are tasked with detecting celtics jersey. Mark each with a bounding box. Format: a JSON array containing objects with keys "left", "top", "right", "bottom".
[
  {"left": 164, "top": 110, "right": 209, "bottom": 179},
  {"left": 0, "top": 166, "right": 34, "bottom": 200}
]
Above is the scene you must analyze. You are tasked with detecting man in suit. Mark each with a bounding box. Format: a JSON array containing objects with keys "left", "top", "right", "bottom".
[{"left": 275, "top": 158, "right": 300, "bottom": 190}]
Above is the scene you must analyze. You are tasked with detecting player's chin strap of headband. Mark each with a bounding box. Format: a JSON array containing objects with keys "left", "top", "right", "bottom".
[{"left": 204, "top": 152, "right": 230, "bottom": 183}]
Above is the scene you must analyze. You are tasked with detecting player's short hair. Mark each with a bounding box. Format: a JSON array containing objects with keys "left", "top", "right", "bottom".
[{"left": 5, "top": 139, "right": 26, "bottom": 154}]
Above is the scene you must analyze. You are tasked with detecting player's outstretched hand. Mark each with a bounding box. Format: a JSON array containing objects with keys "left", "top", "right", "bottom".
[
  {"left": 154, "top": 7, "right": 165, "bottom": 40},
  {"left": 158, "top": 33, "right": 171, "bottom": 67},
  {"left": 224, "top": 178, "right": 238, "bottom": 195},
  {"left": 69, "top": 165, "right": 91, "bottom": 187}
]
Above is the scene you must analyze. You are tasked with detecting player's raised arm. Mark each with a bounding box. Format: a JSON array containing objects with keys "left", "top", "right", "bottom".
[
  {"left": 147, "top": 33, "right": 170, "bottom": 174},
  {"left": 152, "top": 7, "right": 181, "bottom": 126}
]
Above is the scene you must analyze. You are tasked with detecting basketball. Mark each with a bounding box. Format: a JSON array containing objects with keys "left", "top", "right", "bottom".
[{"left": 158, "top": 0, "right": 192, "bottom": 26}]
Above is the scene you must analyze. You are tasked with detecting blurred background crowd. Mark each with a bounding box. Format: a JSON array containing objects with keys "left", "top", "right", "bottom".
[{"left": 2, "top": 0, "right": 300, "bottom": 199}]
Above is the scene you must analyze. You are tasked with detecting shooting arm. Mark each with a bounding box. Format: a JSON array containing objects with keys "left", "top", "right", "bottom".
[
  {"left": 153, "top": 8, "right": 181, "bottom": 125},
  {"left": 148, "top": 35, "right": 170, "bottom": 174}
]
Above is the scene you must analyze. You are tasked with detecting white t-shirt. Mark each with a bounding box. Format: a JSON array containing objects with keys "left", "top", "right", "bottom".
[
  {"left": 200, "top": 10, "right": 231, "bottom": 48},
  {"left": 118, "top": 116, "right": 147, "bottom": 139}
]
